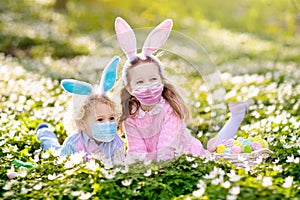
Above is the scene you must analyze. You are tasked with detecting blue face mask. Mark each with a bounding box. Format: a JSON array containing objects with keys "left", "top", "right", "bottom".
[{"left": 91, "top": 122, "right": 117, "bottom": 142}]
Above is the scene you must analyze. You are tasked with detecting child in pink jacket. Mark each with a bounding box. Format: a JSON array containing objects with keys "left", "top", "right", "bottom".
[{"left": 115, "top": 17, "right": 253, "bottom": 163}]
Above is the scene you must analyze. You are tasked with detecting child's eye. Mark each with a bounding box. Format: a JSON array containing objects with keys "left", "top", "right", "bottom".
[
  {"left": 150, "top": 77, "right": 157, "bottom": 81},
  {"left": 109, "top": 117, "right": 115, "bottom": 121},
  {"left": 97, "top": 118, "right": 104, "bottom": 122},
  {"left": 136, "top": 80, "right": 143, "bottom": 84}
]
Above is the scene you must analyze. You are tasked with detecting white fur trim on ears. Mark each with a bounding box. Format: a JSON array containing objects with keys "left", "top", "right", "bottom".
[
  {"left": 61, "top": 56, "right": 119, "bottom": 118},
  {"left": 71, "top": 94, "right": 89, "bottom": 119},
  {"left": 115, "top": 17, "right": 171, "bottom": 85}
]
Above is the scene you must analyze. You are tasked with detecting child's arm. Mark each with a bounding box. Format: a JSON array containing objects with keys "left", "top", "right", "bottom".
[
  {"left": 111, "top": 135, "right": 125, "bottom": 165},
  {"left": 60, "top": 136, "right": 77, "bottom": 156},
  {"left": 124, "top": 120, "right": 150, "bottom": 163},
  {"left": 112, "top": 146, "right": 126, "bottom": 165},
  {"left": 156, "top": 104, "right": 183, "bottom": 161},
  {"left": 157, "top": 105, "right": 210, "bottom": 159}
]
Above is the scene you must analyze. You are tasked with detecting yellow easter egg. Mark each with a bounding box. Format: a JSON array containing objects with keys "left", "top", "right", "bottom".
[
  {"left": 262, "top": 139, "right": 269, "bottom": 148},
  {"left": 216, "top": 144, "right": 226, "bottom": 154},
  {"left": 254, "top": 136, "right": 261, "bottom": 140},
  {"left": 253, "top": 137, "right": 264, "bottom": 147},
  {"left": 233, "top": 141, "right": 242, "bottom": 148},
  {"left": 255, "top": 137, "right": 263, "bottom": 142},
  {"left": 257, "top": 140, "right": 264, "bottom": 148}
]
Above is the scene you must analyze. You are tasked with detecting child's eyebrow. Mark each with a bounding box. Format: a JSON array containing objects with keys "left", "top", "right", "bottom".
[
  {"left": 132, "top": 76, "right": 143, "bottom": 81},
  {"left": 96, "top": 114, "right": 115, "bottom": 118}
]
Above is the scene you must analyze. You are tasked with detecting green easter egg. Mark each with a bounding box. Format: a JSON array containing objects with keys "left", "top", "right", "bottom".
[{"left": 243, "top": 145, "right": 252, "bottom": 153}]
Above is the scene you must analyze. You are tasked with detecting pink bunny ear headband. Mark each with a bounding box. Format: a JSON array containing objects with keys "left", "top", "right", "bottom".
[
  {"left": 115, "top": 17, "right": 173, "bottom": 85},
  {"left": 60, "top": 56, "right": 120, "bottom": 118}
]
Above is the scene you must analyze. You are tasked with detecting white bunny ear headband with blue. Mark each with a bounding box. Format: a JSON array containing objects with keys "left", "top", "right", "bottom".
[
  {"left": 115, "top": 17, "right": 173, "bottom": 85},
  {"left": 60, "top": 56, "right": 120, "bottom": 118}
]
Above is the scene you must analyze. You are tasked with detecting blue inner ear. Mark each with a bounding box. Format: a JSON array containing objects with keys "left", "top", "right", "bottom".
[
  {"left": 102, "top": 56, "right": 120, "bottom": 92},
  {"left": 61, "top": 80, "right": 92, "bottom": 95}
]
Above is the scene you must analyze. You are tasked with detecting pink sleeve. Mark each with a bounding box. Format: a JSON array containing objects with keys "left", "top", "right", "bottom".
[
  {"left": 156, "top": 104, "right": 183, "bottom": 161},
  {"left": 157, "top": 103, "right": 210, "bottom": 160},
  {"left": 124, "top": 119, "right": 148, "bottom": 163}
]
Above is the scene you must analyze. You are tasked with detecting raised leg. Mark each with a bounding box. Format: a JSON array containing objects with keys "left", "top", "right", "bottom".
[{"left": 207, "top": 100, "right": 254, "bottom": 152}]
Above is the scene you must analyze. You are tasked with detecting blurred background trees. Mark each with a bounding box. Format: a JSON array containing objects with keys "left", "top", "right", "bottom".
[{"left": 0, "top": 0, "right": 299, "bottom": 61}]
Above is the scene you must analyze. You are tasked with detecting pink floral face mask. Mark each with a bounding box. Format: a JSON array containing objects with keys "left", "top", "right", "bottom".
[{"left": 132, "top": 82, "right": 164, "bottom": 106}]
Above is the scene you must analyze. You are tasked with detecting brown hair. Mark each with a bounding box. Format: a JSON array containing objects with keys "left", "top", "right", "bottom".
[{"left": 119, "top": 55, "right": 189, "bottom": 125}]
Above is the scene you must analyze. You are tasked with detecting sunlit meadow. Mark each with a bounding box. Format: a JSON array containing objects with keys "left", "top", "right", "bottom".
[
  {"left": 1, "top": 0, "right": 300, "bottom": 199},
  {"left": 1, "top": 47, "right": 299, "bottom": 199}
]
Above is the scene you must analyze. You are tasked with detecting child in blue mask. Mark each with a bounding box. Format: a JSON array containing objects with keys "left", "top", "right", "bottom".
[{"left": 36, "top": 57, "right": 125, "bottom": 165}]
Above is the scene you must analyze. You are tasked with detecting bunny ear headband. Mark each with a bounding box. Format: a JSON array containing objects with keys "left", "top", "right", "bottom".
[
  {"left": 115, "top": 17, "right": 173, "bottom": 85},
  {"left": 60, "top": 56, "right": 120, "bottom": 118}
]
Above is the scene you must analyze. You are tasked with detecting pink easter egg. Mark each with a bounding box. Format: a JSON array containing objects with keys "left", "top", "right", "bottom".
[
  {"left": 231, "top": 145, "right": 242, "bottom": 154},
  {"left": 252, "top": 142, "right": 262, "bottom": 151}
]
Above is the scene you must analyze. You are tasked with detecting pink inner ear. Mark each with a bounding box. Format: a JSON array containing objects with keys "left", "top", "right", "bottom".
[
  {"left": 115, "top": 17, "right": 130, "bottom": 34},
  {"left": 160, "top": 20, "right": 172, "bottom": 29},
  {"left": 144, "top": 47, "right": 157, "bottom": 53},
  {"left": 142, "top": 19, "right": 173, "bottom": 56},
  {"left": 115, "top": 17, "right": 137, "bottom": 59}
]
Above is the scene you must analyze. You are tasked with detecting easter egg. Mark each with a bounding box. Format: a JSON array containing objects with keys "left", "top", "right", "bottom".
[
  {"left": 243, "top": 145, "right": 252, "bottom": 153},
  {"left": 263, "top": 140, "right": 269, "bottom": 148},
  {"left": 248, "top": 136, "right": 254, "bottom": 142},
  {"left": 231, "top": 145, "right": 242, "bottom": 154},
  {"left": 243, "top": 139, "right": 252, "bottom": 146},
  {"left": 216, "top": 144, "right": 226, "bottom": 154},
  {"left": 252, "top": 142, "right": 262, "bottom": 150},
  {"left": 258, "top": 141, "right": 265, "bottom": 148},
  {"left": 224, "top": 148, "right": 232, "bottom": 154},
  {"left": 254, "top": 136, "right": 261, "bottom": 140},
  {"left": 253, "top": 137, "right": 262, "bottom": 142},
  {"left": 237, "top": 137, "right": 244, "bottom": 143},
  {"left": 250, "top": 135, "right": 269, "bottom": 149},
  {"left": 233, "top": 141, "right": 242, "bottom": 148},
  {"left": 253, "top": 138, "right": 264, "bottom": 147}
]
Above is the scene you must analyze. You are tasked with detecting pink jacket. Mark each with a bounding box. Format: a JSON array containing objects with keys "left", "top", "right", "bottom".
[{"left": 124, "top": 98, "right": 209, "bottom": 163}]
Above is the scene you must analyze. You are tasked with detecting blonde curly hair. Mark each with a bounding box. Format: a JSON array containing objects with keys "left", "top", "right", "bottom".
[{"left": 64, "top": 94, "right": 118, "bottom": 135}]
